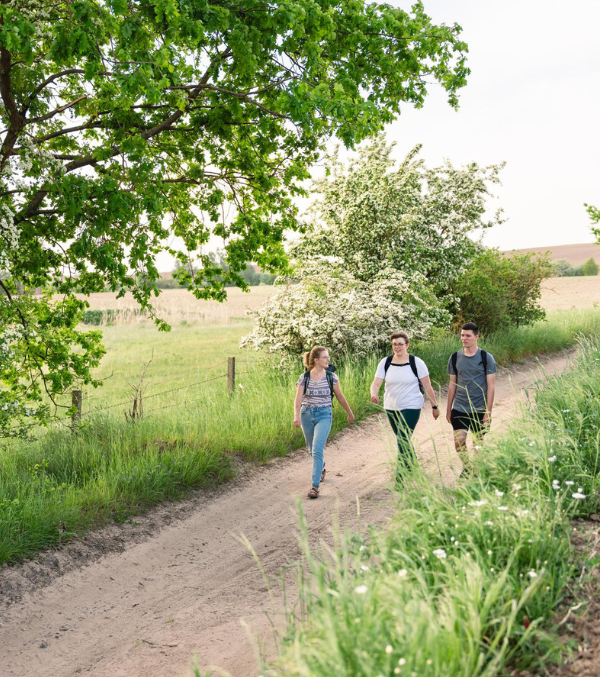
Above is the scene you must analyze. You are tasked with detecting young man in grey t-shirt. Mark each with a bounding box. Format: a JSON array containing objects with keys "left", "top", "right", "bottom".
[{"left": 446, "top": 322, "right": 496, "bottom": 475}]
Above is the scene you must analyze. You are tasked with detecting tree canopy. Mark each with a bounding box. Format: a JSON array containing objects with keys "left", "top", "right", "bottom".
[
  {"left": 0, "top": 0, "right": 469, "bottom": 434},
  {"left": 291, "top": 136, "right": 503, "bottom": 292}
]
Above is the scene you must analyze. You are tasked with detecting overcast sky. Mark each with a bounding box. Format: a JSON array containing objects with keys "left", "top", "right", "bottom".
[{"left": 385, "top": 0, "right": 600, "bottom": 250}]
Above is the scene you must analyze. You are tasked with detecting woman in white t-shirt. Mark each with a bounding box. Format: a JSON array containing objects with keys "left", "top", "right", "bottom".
[{"left": 370, "top": 331, "right": 439, "bottom": 480}]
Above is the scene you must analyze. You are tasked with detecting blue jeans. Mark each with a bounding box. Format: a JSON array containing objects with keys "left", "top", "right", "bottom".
[{"left": 300, "top": 405, "right": 332, "bottom": 488}]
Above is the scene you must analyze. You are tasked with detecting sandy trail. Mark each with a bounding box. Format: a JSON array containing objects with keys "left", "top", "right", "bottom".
[{"left": 0, "top": 352, "right": 570, "bottom": 677}]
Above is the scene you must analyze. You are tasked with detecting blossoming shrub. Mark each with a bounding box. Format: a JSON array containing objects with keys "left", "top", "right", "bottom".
[
  {"left": 241, "top": 267, "right": 449, "bottom": 358},
  {"left": 263, "top": 336, "right": 600, "bottom": 677}
]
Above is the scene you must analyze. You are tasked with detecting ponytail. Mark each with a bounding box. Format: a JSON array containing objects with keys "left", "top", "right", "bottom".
[{"left": 303, "top": 346, "right": 327, "bottom": 371}]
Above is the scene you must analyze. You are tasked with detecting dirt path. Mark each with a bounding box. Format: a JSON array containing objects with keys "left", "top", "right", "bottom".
[{"left": 0, "top": 352, "right": 571, "bottom": 677}]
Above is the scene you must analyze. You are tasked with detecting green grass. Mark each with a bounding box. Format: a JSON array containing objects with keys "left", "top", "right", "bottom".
[
  {"left": 260, "top": 334, "right": 600, "bottom": 677},
  {"left": 1, "top": 309, "right": 600, "bottom": 565}
]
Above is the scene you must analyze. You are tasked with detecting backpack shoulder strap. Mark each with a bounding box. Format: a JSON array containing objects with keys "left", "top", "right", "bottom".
[
  {"left": 326, "top": 370, "right": 335, "bottom": 400},
  {"left": 451, "top": 351, "right": 458, "bottom": 375},
  {"left": 383, "top": 355, "right": 394, "bottom": 377},
  {"left": 302, "top": 370, "right": 310, "bottom": 394},
  {"left": 409, "top": 354, "right": 425, "bottom": 394},
  {"left": 480, "top": 350, "right": 488, "bottom": 374},
  {"left": 408, "top": 354, "right": 419, "bottom": 382}
]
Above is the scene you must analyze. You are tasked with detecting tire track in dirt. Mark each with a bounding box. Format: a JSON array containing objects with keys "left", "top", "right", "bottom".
[{"left": 0, "top": 352, "right": 571, "bottom": 677}]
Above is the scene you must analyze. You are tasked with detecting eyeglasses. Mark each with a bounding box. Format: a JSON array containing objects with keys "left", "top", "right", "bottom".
[{"left": 392, "top": 342, "right": 407, "bottom": 347}]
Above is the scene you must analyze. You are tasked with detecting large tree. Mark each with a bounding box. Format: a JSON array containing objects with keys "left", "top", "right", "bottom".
[{"left": 0, "top": 0, "right": 468, "bottom": 433}]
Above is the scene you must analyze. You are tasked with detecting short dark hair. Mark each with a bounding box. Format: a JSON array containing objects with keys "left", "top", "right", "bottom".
[
  {"left": 461, "top": 322, "right": 479, "bottom": 335},
  {"left": 390, "top": 331, "right": 409, "bottom": 343}
]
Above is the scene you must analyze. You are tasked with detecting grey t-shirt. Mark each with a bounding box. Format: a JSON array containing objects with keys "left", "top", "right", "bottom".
[{"left": 447, "top": 348, "right": 496, "bottom": 413}]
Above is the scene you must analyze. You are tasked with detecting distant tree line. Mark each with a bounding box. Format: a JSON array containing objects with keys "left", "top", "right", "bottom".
[
  {"left": 153, "top": 252, "right": 277, "bottom": 290},
  {"left": 552, "top": 257, "right": 599, "bottom": 277}
]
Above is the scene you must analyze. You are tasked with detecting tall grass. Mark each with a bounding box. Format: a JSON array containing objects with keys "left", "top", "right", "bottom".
[
  {"left": 262, "top": 335, "right": 600, "bottom": 677},
  {"left": 1, "top": 310, "right": 600, "bottom": 565}
]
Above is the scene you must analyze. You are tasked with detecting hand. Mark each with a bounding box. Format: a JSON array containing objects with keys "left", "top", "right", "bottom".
[
  {"left": 347, "top": 412, "right": 355, "bottom": 424},
  {"left": 293, "top": 418, "right": 301, "bottom": 428},
  {"left": 432, "top": 408, "right": 440, "bottom": 420},
  {"left": 482, "top": 412, "right": 491, "bottom": 427},
  {"left": 370, "top": 395, "right": 379, "bottom": 404},
  {"left": 446, "top": 411, "right": 452, "bottom": 424}
]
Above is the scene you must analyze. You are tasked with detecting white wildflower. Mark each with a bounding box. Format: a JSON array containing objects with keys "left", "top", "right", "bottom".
[
  {"left": 386, "top": 645, "right": 393, "bottom": 654},
  {"left": 495, "top": 490, "right": 504, "bottom": 497},
  {"left": 548, "top": 455, "right": 557, "bottom": 463},
  {"left": 498, "top": 506, "right": 508, "bottom": 511},
  {"left": 432, "top": 548, "right": 447, "bottom": 559},
  {"left": 398, "top": 569, "right": 408, "bottom": 578},
  {"left": 572, "top": 493, "right": 586, "bottom": 500},
  {"left": 354, "top": 585, "right": 368, "bottom": 594},
  {"left": 528, "top": 570, "right": 538, "bottom": 578}
]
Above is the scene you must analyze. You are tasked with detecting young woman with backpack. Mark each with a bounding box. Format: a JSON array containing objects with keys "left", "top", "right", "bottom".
[
  {"left": 293, "top": 346, "right": 355, "bottom": 499},
  {"left": 370, "top": 331, "right": 439, "bottom": 482}
]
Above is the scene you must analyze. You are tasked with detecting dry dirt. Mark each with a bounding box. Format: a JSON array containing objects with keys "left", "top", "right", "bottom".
[
  {"left": 82, "top": 286, "right": 277, "bottom": 325},
  {"left": 540, "top": 276, "right": 600, "bottom": 312},
  {"left": 510, "top": 242, "right": 600, "bottom": 267},
  {"left": 0, "top": 353, "right": 572, "bottom": 677}
]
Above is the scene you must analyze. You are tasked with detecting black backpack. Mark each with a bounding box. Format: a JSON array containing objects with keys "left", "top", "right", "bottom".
[
  {"left": 383, "top": 354, "right": 425, "bottom": 394},
  {"left": 450, "top": 349, "right": 488, "bottom": 377},
  {"left": 302, "top": 365, "right": 337, "bottom": 401}
]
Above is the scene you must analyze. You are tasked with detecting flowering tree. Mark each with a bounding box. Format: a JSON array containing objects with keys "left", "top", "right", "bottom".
[
  {"left": 291, "top": 136, "right": 504, "bottom": 293},
  {"left": 241, "top": 266, "right": 449, "bottom": 358},
  {"left": 244, "top": 136, "right": 504, "bottom": 358},
  {"left": 0, "top": 0, "right": 469, "bottom": 434}
]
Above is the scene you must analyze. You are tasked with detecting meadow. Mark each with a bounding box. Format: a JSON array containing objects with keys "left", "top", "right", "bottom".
[{"left": 1, "top": 280, "right": 600, "bottom": 565}]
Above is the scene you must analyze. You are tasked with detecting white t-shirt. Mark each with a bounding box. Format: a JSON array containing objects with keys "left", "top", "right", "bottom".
[{"left": 375, "top": 356, "right": 429, "bottom": 411}]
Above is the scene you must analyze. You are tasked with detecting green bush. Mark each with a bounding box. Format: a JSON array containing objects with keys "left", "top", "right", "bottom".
[
  {"left": 582, "top": 257, "right": 599, "bottom": 276},
  {"left": 552, "top": 258, "right": 584, "bottom": 277},
  {"left": 81, "top": 309, "right": 105, "bottom": 325},
  {"left": 451, "top": 249, "right": 552, "bottom": 334},
  {"left": 81, "top": 309, "right": 142, "bottom": 325}
]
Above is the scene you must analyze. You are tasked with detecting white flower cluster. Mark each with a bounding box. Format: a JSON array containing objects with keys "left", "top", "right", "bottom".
[
  {"left": 0, "top": 203, "right": 19, "bottom": 259},
  {"left": 241, "top": 266, "right": 448, "bottom": 358}
]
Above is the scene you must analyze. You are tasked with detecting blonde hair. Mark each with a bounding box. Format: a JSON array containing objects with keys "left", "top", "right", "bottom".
[{"left": 303, "top": 346, "right": 328, "bottom": 370}]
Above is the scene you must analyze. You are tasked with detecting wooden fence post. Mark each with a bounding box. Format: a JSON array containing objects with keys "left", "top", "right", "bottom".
[
  {"left": 72, "top": 389, "right": 82, "bottom": 424},
  {"left": 227, "top": 356, "right": 235, "bottom": 395}
]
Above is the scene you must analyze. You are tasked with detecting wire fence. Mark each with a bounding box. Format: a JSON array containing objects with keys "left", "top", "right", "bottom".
[{"left": 77, "top": 356, "right": 245, "bottom": 420}]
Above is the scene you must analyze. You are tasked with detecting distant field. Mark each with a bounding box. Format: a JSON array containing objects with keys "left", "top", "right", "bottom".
[
  {"left": 83, "top": 285, "right": 277, "bottom": 325},
  {"left": 540, "top": 275, "right": 600, "bottom": 311},
  {"left": 510, "top": 241, "right": 600, "bottom": 266},
  {"left": 82, "top": 273, "right": 598, "bottom": 327}
]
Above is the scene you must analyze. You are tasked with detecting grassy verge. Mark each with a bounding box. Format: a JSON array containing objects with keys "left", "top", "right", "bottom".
[
  {"left": 262, "top": 335, "right": 600, "bottom": 677},
  {"left": 1, "top": 309, "right": 600, "bottom": 566}
]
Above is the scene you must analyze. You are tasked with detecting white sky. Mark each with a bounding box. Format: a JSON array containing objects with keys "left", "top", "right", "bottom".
[
  {"left": 156, "top": 0, "right": 600, "bottom": 271},
  {"left": 385, "top": 0, "right": 600, "bottom": 249}
]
